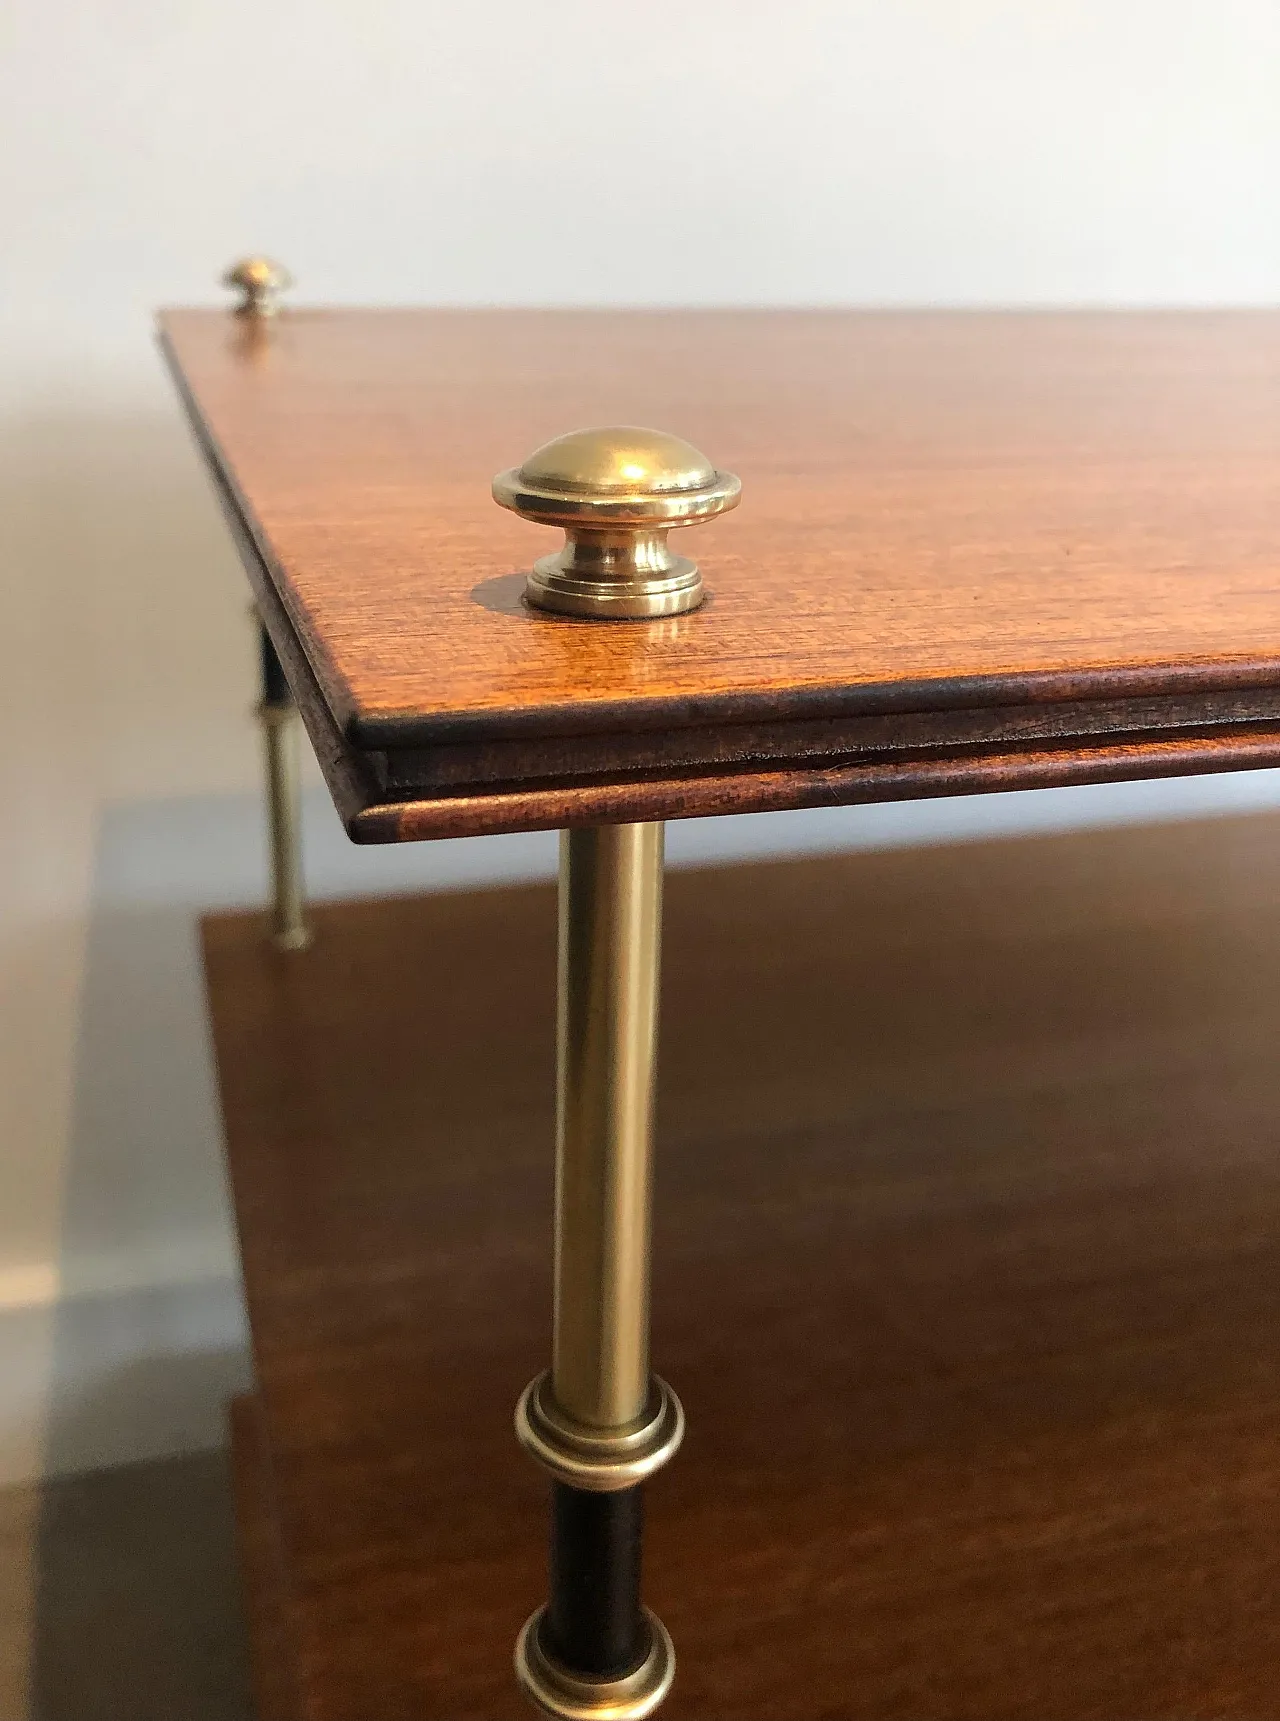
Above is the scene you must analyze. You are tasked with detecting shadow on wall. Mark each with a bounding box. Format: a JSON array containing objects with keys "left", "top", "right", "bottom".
[
  {"left": 1, "top": 398, "right": 261, "bottom": 1488},
  {"left": 40, "top": 784, "right": 565, "bottom": 1484},
  {"left": 1, "top": 403, "right": 256, "bottom": 795},
  {"left": 26, "top": 1449, "right": 254, "bottom": 1721},
  {"left": 43, "top": 789, "right": 436, "bottom": 1482}
]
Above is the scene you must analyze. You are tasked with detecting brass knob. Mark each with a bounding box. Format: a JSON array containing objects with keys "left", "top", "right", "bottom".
[
  {"left": 493, "top": 426, "right": 741, "bottom": 619},
  {"left": 222, "top": 256, "right": 293, "bottom": 318}
]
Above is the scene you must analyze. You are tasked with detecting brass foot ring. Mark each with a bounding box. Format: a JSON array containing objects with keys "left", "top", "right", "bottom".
[
  {"left": 270, "top": 925, "right": 313, "bottom": 953},
  {"left": 525, "top": 555, "right": 703, "bottom": 620},
  {"left": 515, "top": 1372, "right": 683, "bottom": 1492},
  {"left": 515, "top": 1608, "right": 674, "bottom": 1721}
]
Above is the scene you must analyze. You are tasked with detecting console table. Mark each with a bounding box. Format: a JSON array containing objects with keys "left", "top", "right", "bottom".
[{"left": 161, "top": 287, "right": 1280, "bottom": 1719}]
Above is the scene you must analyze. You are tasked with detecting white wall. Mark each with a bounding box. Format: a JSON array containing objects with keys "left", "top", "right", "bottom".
[{"left": 3, "top": 0, "right": 1279, "bottom": 1483}]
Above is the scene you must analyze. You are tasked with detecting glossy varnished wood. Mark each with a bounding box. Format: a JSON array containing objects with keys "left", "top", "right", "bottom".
[
  {"left": 163, "top": 310, "right": 1280, "bottom": 838},
  {"left": 207, "top": 821, "right": 1280, "bottom": 1718}
]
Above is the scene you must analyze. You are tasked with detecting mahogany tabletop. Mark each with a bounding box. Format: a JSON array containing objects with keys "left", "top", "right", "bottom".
[{"left": 160, "top": 309, "right": 1280, "bottom": 841}]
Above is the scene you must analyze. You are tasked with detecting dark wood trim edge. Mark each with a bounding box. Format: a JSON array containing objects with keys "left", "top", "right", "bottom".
[{"left": 350, "top": 730, "right": 1280, "bottom": 841}]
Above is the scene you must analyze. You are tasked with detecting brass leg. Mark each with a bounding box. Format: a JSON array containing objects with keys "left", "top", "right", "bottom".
[
  {"left": 515, "top": 824, "right": 682, "bottom": 1720},
  {"left": 257, "top": 622, "right": 311, "bottom": 952}
]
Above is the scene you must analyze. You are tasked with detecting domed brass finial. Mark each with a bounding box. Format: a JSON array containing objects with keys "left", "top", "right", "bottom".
[
  {"left": 222, "top": 257, "right": 293, "bottom": 318},
  {"left": 493, "top": 426, "right": 741, "bottom": 619}
]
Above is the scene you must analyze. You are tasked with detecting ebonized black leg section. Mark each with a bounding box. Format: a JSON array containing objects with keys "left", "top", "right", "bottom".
[
  {"left": 259, "top": 621, "right": 290, "bottom": 706},
  {"left": 543, "top": 1483, "right": 649, "bottom": 1679}
]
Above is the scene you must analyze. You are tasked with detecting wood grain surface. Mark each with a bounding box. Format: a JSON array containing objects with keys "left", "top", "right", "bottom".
[
  {"left": 206, "top": 819, "right": 1280, "bottom": 1719},
  {"left": 162, "top": 309, "right": 1280, "bottom": 839}
]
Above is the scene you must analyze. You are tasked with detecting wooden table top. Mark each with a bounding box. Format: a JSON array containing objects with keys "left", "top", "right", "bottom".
[{"left": 161, "top": 309, "right": 1280, "bottom": 840}]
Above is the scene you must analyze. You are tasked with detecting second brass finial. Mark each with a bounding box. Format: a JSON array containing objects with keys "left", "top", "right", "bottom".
[
  {"left": 493, "top": 426, "right": 741, "bottom": 619},
  {"left": 222, "top": 256, "right": 294, "bottom": 318}
]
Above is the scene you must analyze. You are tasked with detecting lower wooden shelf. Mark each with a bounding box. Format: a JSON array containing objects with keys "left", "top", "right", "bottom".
[{"left": 205, "top": 820, "right": 1280, "bottom": 1720}]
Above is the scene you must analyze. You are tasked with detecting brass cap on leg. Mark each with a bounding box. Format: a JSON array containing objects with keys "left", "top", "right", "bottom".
[
  {"left": 493, "top": 427, "right": 741, "bottom": 619},
  {"left": 515, "top": 1371, "right": 684, "bottom": 1492},
  {"left": 222, "top": 256, "right": 294, "bottom": 317},
  {"left": 515, "top": 1607, "right": 675, "bottom": 1721}
]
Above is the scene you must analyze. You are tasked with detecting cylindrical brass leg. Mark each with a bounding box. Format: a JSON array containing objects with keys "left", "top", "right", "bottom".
[
  {"left": 257, "top": 623, "right": 311, "bottom": 953},
  {"left": 555, "top": 822, "right": 662, "bottom": 1429},
  {"left": 515, "top": 824, "right": 680, "bottom": 1721}
]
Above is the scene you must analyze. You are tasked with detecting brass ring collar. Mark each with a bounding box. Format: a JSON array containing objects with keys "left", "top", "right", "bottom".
[
  {"left": 491, "top": 465, "right": 740, "bottom": 529},
  {"left": 515, "top": 1608, "right": 675, "bottom": 1721},
  {"left": 515, "top": 1372, "right": 684, "bottom": 1492}
]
